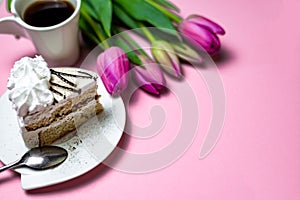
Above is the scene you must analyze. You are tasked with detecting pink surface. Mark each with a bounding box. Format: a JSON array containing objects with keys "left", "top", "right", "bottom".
[{"left": 0, "top": 0, "right": 300, "bottom": 199}]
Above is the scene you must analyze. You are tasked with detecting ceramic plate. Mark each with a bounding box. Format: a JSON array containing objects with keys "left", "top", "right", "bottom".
[{"left": 0, "top": 68, "right": 126, "bottom": 190}]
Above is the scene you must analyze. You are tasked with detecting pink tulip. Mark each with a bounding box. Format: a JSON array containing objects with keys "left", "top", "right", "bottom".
[
  {"left": 97, "top": 47, "right": 130, "bottom": 95},
  {"left": 132, "top": 55, "right": 166, "bottom": 95},
  {"left": 178, "top": 15, "right": 225, "bottom": 55}
]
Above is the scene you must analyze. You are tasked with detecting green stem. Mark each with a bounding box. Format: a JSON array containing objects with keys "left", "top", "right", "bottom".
[
  {"left": 139, "top": 23, "right": 156, "bottom": 43},
  {"left": 145, "top": 0, "right": 182, "bottom": 23},
  {"left": 84, "top": 30, "right": 101, "bottom": 44},
  {"left": 7, "top": 0, "right": 12, "bottom": 11},
  {"left": 80, "top": 7, "right": 110, "bottom": 49},
  {"left": 114, "top": 27, "right": 148, "bottom": 57}
]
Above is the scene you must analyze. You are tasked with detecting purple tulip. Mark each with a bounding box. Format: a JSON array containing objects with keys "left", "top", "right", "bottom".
[
  {"left": 152, "top": 40, "right": 182, "bottom": 78},
  {"left": 132, "top": 55, "right": 166, "bottom": 95},
  {"left": 178, "top": 15, "right": 225, "bottom": 55},
  {"left": 97, "top": 46, "right": 130, "bottom": 95}
]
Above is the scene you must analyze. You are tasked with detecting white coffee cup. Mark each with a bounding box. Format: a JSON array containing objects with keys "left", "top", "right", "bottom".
[{"left": 0, "top": 0, "right": 81, "bottom": 66}]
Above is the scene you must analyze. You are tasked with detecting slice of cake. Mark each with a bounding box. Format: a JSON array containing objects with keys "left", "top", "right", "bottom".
[{"left": 7, "top": 56, "right": 103, "bottom": 147}]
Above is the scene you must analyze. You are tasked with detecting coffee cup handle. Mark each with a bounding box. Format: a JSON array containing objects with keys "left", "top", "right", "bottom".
[{"left": 0, "top": 16, "right": 27, "bottom": 38}]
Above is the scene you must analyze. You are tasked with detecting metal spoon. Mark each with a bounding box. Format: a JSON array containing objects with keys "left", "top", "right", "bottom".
[{"left": 0, "top": 146, "right": 68, "bottom": 173}]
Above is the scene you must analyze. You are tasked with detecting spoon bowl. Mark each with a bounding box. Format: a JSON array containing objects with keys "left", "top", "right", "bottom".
[{"left": 0, "top": 146, "right": 68, "bottom": 173}]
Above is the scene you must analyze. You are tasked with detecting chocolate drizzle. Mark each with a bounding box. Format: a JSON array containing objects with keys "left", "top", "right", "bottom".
[
  {"left": 51, "top": 69, "right": 77, "bottom": 87},
  {"left": 50, "top": 81, "right": 81, "bottom": 94},
  {"left": 50, "top": 69, "right": 94, "bottom": 79},
  {"left": 53, "top": 98, "right": 59, "bottom": 104},
  {"left": 78, "top": 71, "right": 95, "bottom": 79},
  {"left": 49, "top": 86, "right": 66, "bottom": 98},
  {"left": 49, "top": 69, "right": 96, "bottom": 103}
]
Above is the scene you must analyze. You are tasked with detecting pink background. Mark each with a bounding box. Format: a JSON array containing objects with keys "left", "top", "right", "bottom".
[{"left": 1, "top": 0, "right": 300, "bottom": 199}]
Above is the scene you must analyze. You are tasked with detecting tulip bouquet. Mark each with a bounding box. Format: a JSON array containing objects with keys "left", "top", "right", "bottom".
[{"left": 7, "top": 0, "right": 225, "bottom": 96}]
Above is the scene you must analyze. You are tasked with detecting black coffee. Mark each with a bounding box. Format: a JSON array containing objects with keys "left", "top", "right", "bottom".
[{"left": 24, "top": 1, "right": 75, "bottom": 27}]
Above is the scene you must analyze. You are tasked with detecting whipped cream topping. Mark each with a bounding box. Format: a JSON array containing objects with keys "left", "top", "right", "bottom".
[{"left": 7, "top": 56, "right": 54, "bottom": 117}]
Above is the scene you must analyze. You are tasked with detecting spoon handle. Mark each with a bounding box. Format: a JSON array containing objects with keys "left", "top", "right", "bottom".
[{"left": 0, "top": 159, "right": 22, "bottom": 173}]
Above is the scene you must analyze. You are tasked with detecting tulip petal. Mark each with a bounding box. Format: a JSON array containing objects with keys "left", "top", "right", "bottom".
[
  {"left": 187, "top": 14, "right": 225, "bottom": 35},
  {"left": 132, "top": 55, "right": 166, "bottom": 95},
  {"left": 139, "top": 56, "right": 166, "bottom": 86},
  {"left": 133, "top": 67, "right": 159, "bottom": 95},
  {"left": 96, "top": 47, "right": 129, "bottom": 95},
  {"left": 179, "top": 21, "right": 221, "bottom": 54}
]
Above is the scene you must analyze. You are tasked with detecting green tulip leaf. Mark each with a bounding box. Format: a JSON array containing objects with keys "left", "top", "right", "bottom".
[
  {"left": 79, "top": 14, "right": 101, "bottom": 44},
  {"left": 83, "top": 0, "right": 112, "bottom": 37},
  {"left": 113, "top": 37, "right": 142, "bottom": 65},
  {"left": 113, "top": 4, "right": 139, "bottom": 29},
  {"left": 114, "top": 0, "right": 176, "bottom": 31},
  {"left": 151, "top": 0, "right": 180, "bottom": 12}
]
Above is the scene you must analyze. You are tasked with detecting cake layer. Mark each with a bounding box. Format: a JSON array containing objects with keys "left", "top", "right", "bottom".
[
  {"left": 22, "top": 98, "right": 103, "bottom": 147},
  {"left": 22, "top": 85, "right": 98, "bottom": 131}
]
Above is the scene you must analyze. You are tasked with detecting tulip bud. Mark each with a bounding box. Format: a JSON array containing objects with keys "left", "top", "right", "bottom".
[
  {"left": 152, "top": 40, "right": 182, "bottom": 78},
  {"left": 97, "top": 46, "right": 130, "bottom": 95},
  {"left": 172, "top": 43, "right": 202, "bottom": 64},
  {"left": 178, "top": 15, "right": 225, "bottom": 55},
  {"left": 132, "top": 55, "right": 166, "bottom": 95}
]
